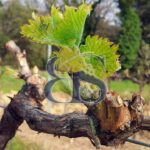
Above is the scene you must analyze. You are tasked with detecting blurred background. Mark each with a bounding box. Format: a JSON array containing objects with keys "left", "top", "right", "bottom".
[{"left": 0, "top": 0, "right": 149, "bottom": 150}]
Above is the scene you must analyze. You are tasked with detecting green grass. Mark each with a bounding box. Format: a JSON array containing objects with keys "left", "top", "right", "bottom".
[
  {"left": 0, "top": 66, "right": 149, "bottom": 101},
  {"left": 109, "top": 80, "right": 150, "bottom": 101},
  {"left": 0, "top": 67, "right": 24, "bottom": 93},
  {"left": 39, "top": 70, "right": 72, "bottom": 94},
  {"left": 6, "top": 137, "right": 39, "bottom": 150},
  {"left": 0, "top": 67, "right": 71, "bottom": 94}
]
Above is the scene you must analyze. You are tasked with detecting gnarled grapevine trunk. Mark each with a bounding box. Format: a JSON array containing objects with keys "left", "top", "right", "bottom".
[{"left": 0, "top": 41, "right": 149, "bottom": 150}]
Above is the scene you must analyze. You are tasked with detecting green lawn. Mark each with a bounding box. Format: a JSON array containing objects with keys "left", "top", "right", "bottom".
[
  {"left": 6, "top": 137, "right": 39, "bottom": 150},
  {"left": 0, "top": 66, "right": 149, "bottom": 101},
  {"left": 0, "top": 67, "right": 24, "bottom": 93},
  {"left": 109, "top": 80, "right": 150, "bottom": 101}
]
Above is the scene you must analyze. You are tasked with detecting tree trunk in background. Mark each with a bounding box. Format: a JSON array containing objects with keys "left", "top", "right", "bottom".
[{"left": 139, "top": 83, "right": 144, "bottom": 95}]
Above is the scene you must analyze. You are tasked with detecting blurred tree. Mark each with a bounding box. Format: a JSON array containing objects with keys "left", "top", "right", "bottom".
[
  {"left": 129, "top": 41, "right": 150, "bottom": 93},
  {"left": 137, "top": 0, "right": 150, "bottom": 43},
  {"left": 0, "top": 1, "right": 47, "bottom": 69},
  {"left": 94, "top": 20, "right": 120, "bottom": 42},
  {"left": 0, "top": 1, "right": 2, "bottom": 7},
  {"left": 119, "top": 0, "right": 135, "bottom": 9},
  {"left": 84, "top": 0, "right": 120, "bottom": 43},
  {"left": 84, "top": 0, "right": 101, "bottom": 37},
  {"left": 118, "top": 0, "right": 141, "bottom": 70}
]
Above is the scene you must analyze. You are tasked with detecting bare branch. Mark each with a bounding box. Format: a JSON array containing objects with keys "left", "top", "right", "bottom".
[
  {"left": 5, "top": 40, "right": 31, "bottom": 79},
  {"left": 0, "top": 90, "right": 94, "bottom": 150}
]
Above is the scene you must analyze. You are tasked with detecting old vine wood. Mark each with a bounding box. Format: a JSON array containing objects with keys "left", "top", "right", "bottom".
[{"left": 0, "top": 41, "right": 149, "bottom": 150}]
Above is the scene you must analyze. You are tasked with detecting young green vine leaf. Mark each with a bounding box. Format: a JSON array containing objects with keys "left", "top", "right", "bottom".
[
  {"left": 21, "top": 4, "right": 91, "bottom": 48},
  {"left": 21, "top": 4, "right": 120, "bottom": 79},
  {"left": 54, "top": 48, "right": 86, "bottom": 73},
  {"left": 80, "top": 36, "right": 121, "bottom": 78}
]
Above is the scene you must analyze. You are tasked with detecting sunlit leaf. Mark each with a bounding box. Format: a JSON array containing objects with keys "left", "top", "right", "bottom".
[
  {"left": 55, "top": 48, "right": 86, "bottom": 73},
  {"left": 21, "top": 4, "right": 91, "bottom": 48},
  {"left": 80, "top": 36, "right": 121, "bottom": 78},
  {"left": 21, "top": 4, "right": 120, "bottom": 79}
]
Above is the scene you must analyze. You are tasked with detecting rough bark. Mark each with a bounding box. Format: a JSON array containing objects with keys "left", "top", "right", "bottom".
[
  {"left": 140, "top": 116, "right": 150, "bottom": 131},
  {"left": 0, "top": 94, "right": 92, "bottom": 149},
  {"left": 0, "top": 41, "right": 149, "bottom": 150},
  {"left": 0, "top": 83, "right": 149, "bottom": 150}
]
